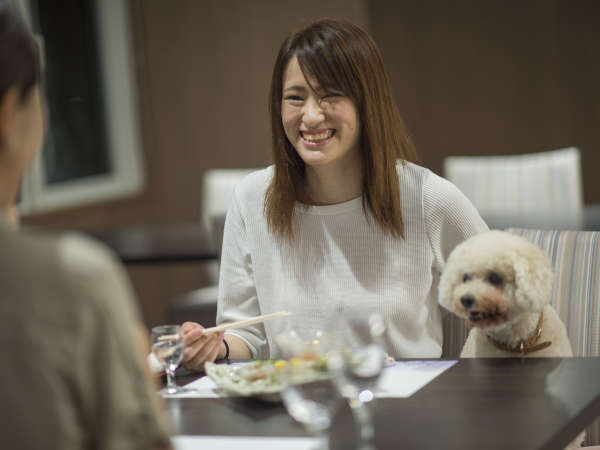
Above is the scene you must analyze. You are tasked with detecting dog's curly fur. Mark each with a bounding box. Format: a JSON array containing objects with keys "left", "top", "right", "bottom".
[
  {"left": 439, "top": 230, "right": 583, "bottom": 448},
  {"left": 439, "top": 231, "right": 573, "bottom": 357}
]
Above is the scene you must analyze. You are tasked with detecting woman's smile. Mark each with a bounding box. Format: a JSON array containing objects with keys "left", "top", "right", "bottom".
[
  {"left": 300, "top": 129, "right": 336, "bottom": 147},
  {"left": 281, "top": 55, "right": 361, "bottom": 170}
]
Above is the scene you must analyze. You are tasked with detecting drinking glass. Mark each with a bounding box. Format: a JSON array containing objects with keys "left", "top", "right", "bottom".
[
  {"left": 276, "top": 330, "right": 342, "bottom": 450},
  {"left": 327, "top": 313, "right": 386, "bottom": 450},
  {"left": 151, "top": 324, "right": 185, "bottom": 396}
]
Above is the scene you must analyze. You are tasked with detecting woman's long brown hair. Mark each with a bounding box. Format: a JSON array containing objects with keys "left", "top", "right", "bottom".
[{"left": 265, "top": 19, "right": 416, "bottom": 241}]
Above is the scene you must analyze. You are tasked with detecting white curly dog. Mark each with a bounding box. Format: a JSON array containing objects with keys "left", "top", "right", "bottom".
[
  {"left": 439, "top": 230, "right": 573, "bottom": 358},
  {"left": 439, "top": 230, "right": 584, "bottom": 449}
]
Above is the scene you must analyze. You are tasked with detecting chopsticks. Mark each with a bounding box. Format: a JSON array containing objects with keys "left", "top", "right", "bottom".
[{"left": 202, "top": 311, "right": 292, "bottom": 334}]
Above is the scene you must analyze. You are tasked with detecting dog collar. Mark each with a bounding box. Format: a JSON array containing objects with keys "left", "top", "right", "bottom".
[{"left": 486, "top": 311, "right": 553, "bottom": 355}]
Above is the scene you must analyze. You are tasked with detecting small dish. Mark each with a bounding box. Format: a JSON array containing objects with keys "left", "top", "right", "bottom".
[{"left": 205, "top": 359, "right": 330, "bottom": 401}]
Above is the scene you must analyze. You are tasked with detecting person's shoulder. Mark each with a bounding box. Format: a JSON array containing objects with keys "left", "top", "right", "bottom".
[
  {"left": 56, "top": 231, "right": 121, "bottom": 277},
  {"left": 235, "top": 166, "right": 273, "bottom": 191},
  {"left": 56, "top": 232, "right": 141, "bottom": 318},
  {"left": 1, "top": 226, "right": 105, "bottom": 276},
  {"left": 2, "top": 226, "right": 130, "bottom": 309},
  {"left": 406, "top": 162, "right": 464, "bottom": 200},
  {"left": 9, "top": 226, "right": 121, "bottom": 276},
  {"left": 396, "top": 160, "right": 434, "bottom": 184},
  {"left": 232, "top": 166, "right": 274, "bottom": 204},
  {"left": 54, "top": 232, "right": 126, "bottom": 293},
  {"left": 417, "top": 166, "right": 488, "bottom": 231},
  {"left": 396, "top": 161, "right": 479, "bottom": 214}
]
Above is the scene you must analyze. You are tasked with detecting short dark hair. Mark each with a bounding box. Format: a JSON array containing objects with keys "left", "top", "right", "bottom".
[{"left": 0, "top": 0, "right": 41, "bottom": 102}]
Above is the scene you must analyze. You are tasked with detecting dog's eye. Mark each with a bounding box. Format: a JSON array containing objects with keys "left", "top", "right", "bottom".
[
  {"left": 488, "top": 272, "right": 503, "bottom": 286},
  {"left": 462, "top": 274, "right": 471, "bottom": 282}
]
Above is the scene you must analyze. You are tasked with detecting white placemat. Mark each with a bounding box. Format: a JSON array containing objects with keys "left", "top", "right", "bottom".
[
  {"left": 172, "top": 435, "right": 318, "bottom": 450},
  {"left": 176, "top": 375, "right": 221, "bottom": 398},
  {"left": 172, "top": 360, "right": 457, "bottom": 399},
  {"left": 376, "top": 359, "right": 457, "bottom": 398}
]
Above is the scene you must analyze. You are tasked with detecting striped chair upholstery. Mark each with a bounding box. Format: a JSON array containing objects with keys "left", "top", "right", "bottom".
[
  {"left": 441, "top": 312, "right": 469, "bottom": 359},
  {"left": 441, "top": 229, "right": 600, "bottom": 445},
  {"left": 508, "top": 229, "right": 600, "bottom": 446},
  {"left": 443, "top": 147, "right": 583, "bottom": 215}
]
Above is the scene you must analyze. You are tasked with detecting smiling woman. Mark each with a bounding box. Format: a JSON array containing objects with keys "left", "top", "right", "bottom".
[
  {"left": 281, "top": 55, "right": 362, "bottom": 204},
  {"left": 266, "top": 19, "right": 418, "bottom": 241},
  {"left": 181, "top": 19, "right": 489, "bottom": 371}
]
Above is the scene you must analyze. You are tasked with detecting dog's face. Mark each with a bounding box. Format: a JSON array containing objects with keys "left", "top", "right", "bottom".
[
  {"left": 449, "top": 264, "right": 515, "bottom": 327},
  {"left": 439, "top": 231, "right": 553, "bottom": 329}
]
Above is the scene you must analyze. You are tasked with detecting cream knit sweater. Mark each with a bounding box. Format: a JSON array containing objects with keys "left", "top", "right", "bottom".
[{"left": 217, "top": 162, "right": 488, "bottom": 359}]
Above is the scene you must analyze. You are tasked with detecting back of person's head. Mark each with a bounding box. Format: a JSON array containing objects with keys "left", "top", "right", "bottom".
[
  {"left": 0, "top": 0, "right": 40, "bottom": 103},
  {"left": 266, "top": 18, "right": 415, "bottom": 240},
  {"left": 0, "top": 0, "right": 43, "bottom": 227}
]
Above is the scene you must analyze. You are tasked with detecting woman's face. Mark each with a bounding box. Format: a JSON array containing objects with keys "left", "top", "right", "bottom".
[{"left": 281, "top": 55, "right": 361, "bottom": 172}]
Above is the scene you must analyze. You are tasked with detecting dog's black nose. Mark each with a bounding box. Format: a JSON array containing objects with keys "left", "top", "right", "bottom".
[{"left": 460, "top": 295, "right": 475, "bottom": 309}]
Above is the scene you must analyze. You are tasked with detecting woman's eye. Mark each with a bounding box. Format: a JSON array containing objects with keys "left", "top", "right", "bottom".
[
  {"left": 284, "top": 95, "right": 303, "bottom": 102},
  {"left": 322, "top": 92, "right": 342, "bottom": 100}
]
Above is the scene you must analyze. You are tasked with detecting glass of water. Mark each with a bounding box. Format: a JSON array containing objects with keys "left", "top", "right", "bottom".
[
  {"left": 327, "top": 313, "right": 386, "bottom": 450},
  {"left": 276, "top": 330, "right": 342, "bottom": 450},
  {"left": 151, "top": 324, "right": 185, "bottom": 396}
]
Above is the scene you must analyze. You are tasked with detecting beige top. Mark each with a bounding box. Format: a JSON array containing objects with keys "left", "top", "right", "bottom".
[{"left": 0, "top": 220, "right": 170, "bottom": 449}]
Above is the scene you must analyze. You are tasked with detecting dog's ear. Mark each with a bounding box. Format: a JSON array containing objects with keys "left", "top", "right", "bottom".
[
  {"left": 438, "top": 244, "right": 464, "bottom": 311},
  {"left": 513, "top": 242, "right": 553, "bottom": 312},
  {"left": 438, "top": 266, "right": 454, "bottom": 311}
]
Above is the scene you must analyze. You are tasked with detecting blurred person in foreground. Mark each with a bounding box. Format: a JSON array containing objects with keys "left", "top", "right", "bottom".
[
  {"left": 0, "top": 1, "right": 171, "bottom": 448},
  {"left": 181, "top": 19, "right": 488, "bottom": 369}
]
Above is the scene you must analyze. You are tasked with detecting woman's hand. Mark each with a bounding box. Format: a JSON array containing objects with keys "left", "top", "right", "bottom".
[{"left": 181, "top": 322, "right": 225, "bottom": 371}]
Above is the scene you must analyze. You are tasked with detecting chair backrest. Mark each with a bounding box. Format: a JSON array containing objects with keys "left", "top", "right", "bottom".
[
  {"left": 442, "top": 228, "right": 600, "bottom": 361},
  {"left": 511, "top": 229, "right": 599, "bottom": 445},
  {"left": 443, "top": 147, "right": 583, "bottom": 215},
  {"left": 506, "top": 229, "right": 600, "bottom": 359},
  {"left": 200, "top": 168, "right": 256, "bottom": 242},
  {"left": 442, "top": 228, "right": 600, "bottom": 444}
]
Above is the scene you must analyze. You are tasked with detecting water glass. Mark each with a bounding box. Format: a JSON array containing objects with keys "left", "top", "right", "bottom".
[
  {"left": 276, "top": 329, "right": 342, "bottom": 450},
  {"left": 151, "top": 324, "right": 185, "bottom": 396},
  {"left": 327, "top": 313, "right": 387, "bottom": 450}
]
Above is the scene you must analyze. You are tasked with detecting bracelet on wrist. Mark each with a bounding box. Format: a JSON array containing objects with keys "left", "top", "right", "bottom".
[{"left": 222, "top": 338, "right": 230, "bottom": 360}]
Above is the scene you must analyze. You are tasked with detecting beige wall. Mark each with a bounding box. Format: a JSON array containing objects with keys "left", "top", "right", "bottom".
[{"left": 23, "top": 0, "right": 599, "bottom": 326}]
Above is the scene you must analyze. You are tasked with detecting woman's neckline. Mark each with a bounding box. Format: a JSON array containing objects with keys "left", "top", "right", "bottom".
[{"left": 295, "top": 195, "right": 363, "bottom": 215}]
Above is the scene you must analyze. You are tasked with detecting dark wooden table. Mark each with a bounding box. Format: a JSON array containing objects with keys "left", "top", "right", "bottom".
[
  {"left": 166, "top": 357, "right": 600, "bottom": 450},
  {"left": 86, "top": 223, "right": 218, "bottom": 264},
  {"left": 483, "top": 204, "right": 600, "bottom": 231}
]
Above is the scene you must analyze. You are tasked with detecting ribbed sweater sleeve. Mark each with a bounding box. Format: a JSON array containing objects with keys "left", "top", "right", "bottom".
[
  {"left": 216, "top": 187, "right": 266, "bottom": 358},
  {"left": 423, "top": 170, "right": 489, "bottom": 273}
]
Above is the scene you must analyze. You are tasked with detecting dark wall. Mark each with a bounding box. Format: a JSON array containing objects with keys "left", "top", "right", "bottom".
[
  {"left": 23, "top": 1, "right": 599, "bottom": 326},
  {"left": 369, "top": 0, "right": 600, "bottom": 202},
  {"left": 24, "top": 0, "right": 368, "bottom": 326}
]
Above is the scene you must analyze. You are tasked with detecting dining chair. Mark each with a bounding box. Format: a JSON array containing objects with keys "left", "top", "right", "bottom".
[
  {"left": 168, "top": 169, "right": 255, "bottom": 327},
  {"left": 200, "top": 169, "right": 257, "bottom": 242},
  {"left": 441, "top": 312, "right": 469, "bottom": 359},
  {"left": 443, "top": 228, "right": 600, "bottom": 445},
  {"left": 506, "top": 228, "right": 600, "bottom": 446},
  {"left": 443, "top": 147, "right": 583, "bottom": 215}
]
